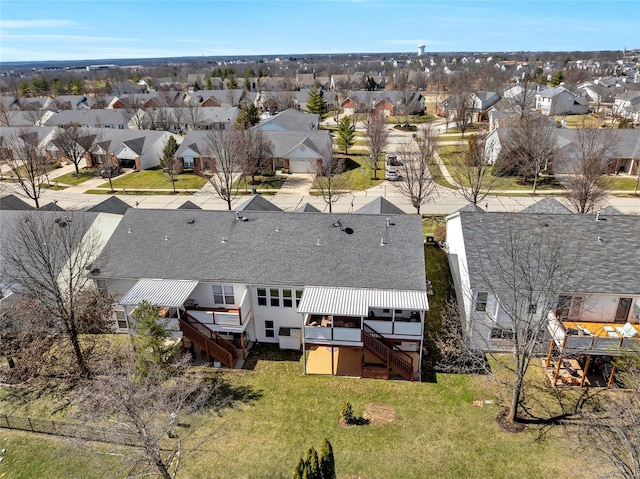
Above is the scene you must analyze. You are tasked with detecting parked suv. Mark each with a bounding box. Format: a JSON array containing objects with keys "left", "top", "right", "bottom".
[{"left": 385, "top": 154, "right": 402, "bottom": 181}]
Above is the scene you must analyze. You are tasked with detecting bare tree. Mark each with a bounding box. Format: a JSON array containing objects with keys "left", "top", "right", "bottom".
[
  {"left": 2, "top": 212, "right": 114, "bottom": 376},
  {"left": 451, "top": 133, "right": 498, "bottom": 204},
  {"left": 78, "top": 349, "right": 233, "bottom": 479},
  {"left": 242, "top": 129, "right": 274, "bottom": 185},
  {"left": 364, "top": 110, "right": 388, "bottom": 180},
  {"left": 499, "top": 116, "right": 558, "bottom": 194},
  {"left": 180, "top": 104, "right": 203, "bottom": 132},
  {"left": 561, "top": 127, "right": 617, "bottom": 214},
  {"left": 393, "top": 125, "right": 437, "bottom": 214},
  {"left": 52, "top": 125, "right": 96, "bottom": 176},
  {"left": 469, "top": 215, "right": 588, "bottom": 424},
  {"left": 576, "top": 362, "right": 640, "bottom": 479},
  {"left": 0, "top": 102, "right": 13, "bottom": 126},
  {"left": 310, "top": 148, "right": 348, "bottom": 213},
  {"left": 448, "top": 76, "right": 474, "bottom": 138},
  {"left": 3, "top": 129, "right": 49, "bottom": 208},
  {"left": 502, "top": 74, "right": 537, "bottom": 120},
  {"left": 200, "top": 127, "right": 245, "bottom": 210}
]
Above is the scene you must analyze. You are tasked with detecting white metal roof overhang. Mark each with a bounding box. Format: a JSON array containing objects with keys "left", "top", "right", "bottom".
[
  {"left": 119, "top": 279, "right": 199, "bottom": 308},
  {"left": 298, "top": 286, "right": 429, "bottom": 316}
]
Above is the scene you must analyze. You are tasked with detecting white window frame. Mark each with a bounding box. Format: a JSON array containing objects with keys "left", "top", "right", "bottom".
[
  {"left": 475, "top": 292, "right": 488, "bottom": 312},
  {"left": 213, "top": 284, "right": 234, "bottom": 305}
]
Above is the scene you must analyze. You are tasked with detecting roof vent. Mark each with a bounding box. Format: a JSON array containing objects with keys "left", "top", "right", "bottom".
[
  {"left": 386, "top": 218, "right": 395, "bottom": 227},
  {"left": 597, "top": 236, "right": 603, "bottom": 243},
  {"left": 187, "top": 219, "right": 195, "bottom": 224},
  {"left": 334, "top": 219, "right": 342, "bottom": 228},
  {"left": 344, "top": 227, "right": 353, "bottom": 235},
  {"left": 127, "top": 228, "right": 132, "bottom": 234},
  {"left": 596, "top": 211, "right": 601, "bottom": 221},
  {"left": 221, "top": 237, "right": 226, "bottom": 244},
  {"left": 380, "top": 237, "right": 387, "bottom": 246},
  {"left": 317, "top": 238, "right": 322, "bottom": 246},
  {"left": 164, "top": 234, "right": 169, "bottom": 241},
  {"left": 275, "top": 225, "right": 280, "bottom": 232}
]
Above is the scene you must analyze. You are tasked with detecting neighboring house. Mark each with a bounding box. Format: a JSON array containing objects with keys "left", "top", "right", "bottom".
[
  {"left": 253, "top": 109, "right": 319, "bottom": 131},
  {"left": 175, "top": 128, "right": 332, "bottom": 174},
  {"left": 0, "top": 110, "right": 56, "bottom": 127},
  {"left": 185, "top": 90, "right": 257, "bottom": 108},
  {"left": 138, "top": 106, "right": 238, "bottom": 132},
  {"left": 341, "top": 91, "right": 424, "bottom": 116},
  {"left": 92, "top": 204, "right": 428, "bottom": 380},
  {"left": 72, "top": 128, "right": 181, "bottom": 171},
  {"left": 0, "top": 210, "right": 122, "bottom": 312},
  {"left": 468, "top": 91, "right": 501, "bottom": 122},
  {"left": 613, "top": 90, "right": 640, "bottom": 122},
  {"left": 445, "top": 199, "right": 640, "bottom": 376},
  {"left": 110, "top": 92, "right": 182, "bottom": 109},
  {"left": 0, "top": 126, "right": 59, "bottom": 162},
  {"left": 44, "top": 109, "right": 137, "bottom": 129},
  {"left": 296, "top": 73, "right": 316, "bottom": 89},
  {"left": 44, "top": 95, "right": 90, "bottom": 111},
  {"left": 535, "top": 86, "right": 589, "bottom": 116},
  {"left": 484, "top": 126, "right": 639, "bottom": 175}
]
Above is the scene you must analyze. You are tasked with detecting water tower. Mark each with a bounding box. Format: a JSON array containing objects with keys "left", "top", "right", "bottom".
[{"left": 417, "top": 44, "right": 426, "bottom": 56}]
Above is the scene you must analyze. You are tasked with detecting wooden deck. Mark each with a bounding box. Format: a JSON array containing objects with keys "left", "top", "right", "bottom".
[
  {"left": 542, "top": 358, "right": 590, "bottom": 387},
  {"left": 563, "top": 320, "right": 640, "bottom": 339}
]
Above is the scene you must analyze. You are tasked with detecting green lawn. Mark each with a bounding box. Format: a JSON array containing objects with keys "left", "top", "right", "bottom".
[
  {"left": 607, "top": 176, "right": 640, "bottom": 191},
  {"left": 0, "top": 350, "right": 592, "bottom": 479},
  {"left": 234, "top": 174, "right": 287, "bottom": 191},
  {"left": 386, "top": 114, "right": 438, "bottom": 124},
  {"left": 437, "top": 145, "right": 564, "bottom": 191},
  {"left": 98, "top": 170, "right": 206, "bottom": 190},
  {"left": 53, "top": 170, "right": 96, "bottom": 186},
  {"left": 312, "top": 153, "right": 385, "bottom": 191}
]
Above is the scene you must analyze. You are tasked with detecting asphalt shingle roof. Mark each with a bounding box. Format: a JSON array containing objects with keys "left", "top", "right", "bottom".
[{"left": 95, "top": 209, "right": 427, "bottom": 292}]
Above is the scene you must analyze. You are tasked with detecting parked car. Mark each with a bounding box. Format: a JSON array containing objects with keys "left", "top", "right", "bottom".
[{"left": 385, "top": 153, "right": 401, "bottom": 180}]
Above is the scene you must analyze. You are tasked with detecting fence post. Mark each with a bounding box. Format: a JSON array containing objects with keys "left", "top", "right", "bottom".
[
  {"left": 27, "top": 417, "right": 33, "bottom": 432},
  {"left": 2, "top": 414, "right": 9, "bottom": 429},
  {"left": 52, "top": 420, "right": 57, "bottom": 434}
]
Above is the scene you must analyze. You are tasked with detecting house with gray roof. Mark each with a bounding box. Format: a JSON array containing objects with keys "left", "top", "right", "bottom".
[
  {"left": 253, "top": 109, "right": 319, "bottom": 131},
  {"left": 94, "top": 208, "right": 428, "bottom": 380},
  {"left": 446, "top": 201, "right": 640, "bottom": 377},
  {"left": 535, "top": 86, "right": 589, "bottom": 116}
]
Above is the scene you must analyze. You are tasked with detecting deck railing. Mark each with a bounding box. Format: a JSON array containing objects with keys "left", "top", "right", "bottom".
[
  {"left": 180, "top": 312, "right": 236, "bottom": 368},
  {"left": 362, "top": 324, "right": 414, "bottom": 381}
]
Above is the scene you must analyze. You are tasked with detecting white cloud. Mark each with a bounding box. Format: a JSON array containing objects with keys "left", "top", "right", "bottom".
[{"left": 0, "top": 19, "right": 75, "bottom": 29}]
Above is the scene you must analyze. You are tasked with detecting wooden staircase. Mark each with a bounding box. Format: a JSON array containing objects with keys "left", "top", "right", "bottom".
[
  {"left": 179, "top": 312, "right": 237, "bottom": 368},
  {"left": 362, "top": 324, "right": 414, "bottom": 381}
]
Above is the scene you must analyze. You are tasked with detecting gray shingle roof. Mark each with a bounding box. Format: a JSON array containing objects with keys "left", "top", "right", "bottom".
[
  {"left": 39, "top": 202, "right": 65, "bottom": 211},
  {"left": 95, "top": 209, "right": 427, "bottom": 292},
  {"left": 0, "top": 194, "right": 34, "bottom": 211},
  {"left": 87, "top": 196, "right": 130, "bottom": 215},
  {"left": 521, "top": 197, "right": 572, "bottom": 215},
  {"left": 236, "top": 195, "right": 283, "bottom": 212},
  {"left": 177, "top": 200, "right": 201, "bottom": 210},
  {"left": 295, "top": 203, "right": 320, "bottom": 213},
  {"left": 457, "top": 210, "right": 640, "bottom": 295},
  {"left": 355, "top": 197, "right": 405, "bottom": 215}
]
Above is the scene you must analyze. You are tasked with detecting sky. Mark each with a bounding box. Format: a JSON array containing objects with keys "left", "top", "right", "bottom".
[{"left": 1, "top": 0, "right": 639, "bottom": 63}]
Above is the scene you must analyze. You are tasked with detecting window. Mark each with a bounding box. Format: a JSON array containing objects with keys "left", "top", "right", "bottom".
[
  {"left": 269, "top": 288, "right": 280, "bottom": 307},
  {"left": 213, "top": 285, "right": 234, "bottom": 305},
  {"left": 490, "top": 328, "right": 514, "bottom": 340},
  {"left": 475, "top": 292, "right": 488, "bottom": 312},
  {"left": 95, "top": 279, "right": 107, "bottom": 294},
  {"left": 295, "top": 290, "right": 302, "bottom": 307},
  {"left": 282, "top": 289, "right": 293, "bottom": 308},
  {"left": 265, "top": 320, "right": 275, "bottom": 338},
  {"left": 529, "top": 303, "right": 537, "bottom": 314},
  {"left": 183, "top": 157, "right": 195, "bottom": 168},
  {"left": 257, "top": 288, "right": 267, "bottom": 306},
  {"left": 115, "top": 310, "right": 127, "bottom": 329},
  {"left": 557, "top": 295, "right": 582, "bottom": 319}
]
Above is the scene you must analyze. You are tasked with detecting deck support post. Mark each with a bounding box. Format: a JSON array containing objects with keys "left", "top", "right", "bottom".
[
  {"left": 240, "top": 333, "right": 247, "bottom": 360},
  {"left": 580, "top": 355, "right": 591, "bottom": 387},
  {"left": 553, "top": 353, "right": 564, "bottom": 387},
  {"left": 607, "top": 360, "right": 617, "bottom": 389},
  {"left": 545, "top": 340, "right": 554, "bottom": 368},
  {"left": 331, "top": 347, "right": 335, "bottom": 376}
]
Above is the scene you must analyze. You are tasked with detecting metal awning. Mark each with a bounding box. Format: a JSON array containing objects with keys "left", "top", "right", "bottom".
[
  {"left": 298, "top": 286, "right": 429, "bottom": 316},
  {"left": 119, "top": 279, "right": 199, "bottom": 308}
]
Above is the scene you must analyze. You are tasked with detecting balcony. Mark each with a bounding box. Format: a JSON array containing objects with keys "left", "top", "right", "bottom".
[{"left": 304, "top": 314, "right": 362, "bottom": 343}]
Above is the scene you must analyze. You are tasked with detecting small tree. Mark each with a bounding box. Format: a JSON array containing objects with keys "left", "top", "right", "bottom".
[
  {"left": 336, "top": 115, "right": 356, "bottom": 154},
  {"left": 242, "top": 129, "right": 274, "bottom": 184},
  {"left": 52, "top": 125, "right": 96, "bottom": 176},
  {"left": 561, "top": 127, "right": 617, "bottom": 214},
  {"left": 393, "top": 125, "right": 437, "bottom": 214},
  {"left": 160, "top": 135, "right": 180, "bottom": 193},
  {"left": 235, "top": 103, "right": 260, "bottom": 129},
  {"left": 306, "top": 84, "right": 327, "bottom": 115},
  {"left": 200, "top": 127, "right": 245, "bottom": 210},
  {"left": 319, "top": 439, "right": 336, "bottom": 479},
  {"left": 364, "top": 110, "right": 388, "bottom": 180},
  {"left": 451, "top": 133, "right": 497, "bottom": 204},
  {"left": 3, "top": 129, "right": 49, "bottom": 208},
  {"left": 130, "top": 300, "right": 180, "bottom": 375},
  {"left": 311, "top": 148, "right": 348, "bottom": 213}
]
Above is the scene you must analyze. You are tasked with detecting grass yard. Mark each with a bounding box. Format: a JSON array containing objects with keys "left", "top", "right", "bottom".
[
  {"left": 386, "top": 114, "right": 438, "bottom": 124},
  {"left": 0, "top": 350, "right": 591, "bottom": 479},
  {"left": 53, "top": 170, "right": 96, "bottom": 186},
  {"left": 606, "top": 176, "right": 640, "bottom": 191},
  {"left": 312, "top": 153, "right": 385, "bottom": 191},
  {"left": 234, "top": 174, "right": 287, "bottom": 191},
  {"left": 98, "top": 169, "right": 206, "bottom": 190}
]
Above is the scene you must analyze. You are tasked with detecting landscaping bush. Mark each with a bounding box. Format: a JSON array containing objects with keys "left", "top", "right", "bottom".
[
  {"left": 51, "top": 161, "right": 62, "bottom": 169},
  {"left": 261, "top": 169, "right": 275, "bottom": 177}
]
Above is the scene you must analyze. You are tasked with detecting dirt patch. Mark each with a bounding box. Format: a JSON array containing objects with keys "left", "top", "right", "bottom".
[
  {"left": 362, "top": 403, "right": 396, "bottom": 426},
  {"left": 496, "top": 408, "right": 527, "bottom": 433}
]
